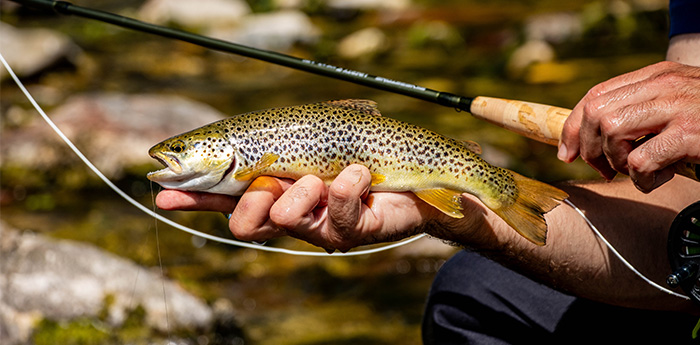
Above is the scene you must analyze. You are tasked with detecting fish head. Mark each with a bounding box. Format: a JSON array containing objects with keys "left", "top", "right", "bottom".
[{"left": 147, "top": 128, "right": 236, "bottom": 192}]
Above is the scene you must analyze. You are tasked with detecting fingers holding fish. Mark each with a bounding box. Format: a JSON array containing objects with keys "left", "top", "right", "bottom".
[
  {"left": 327, "top": 165, "right": 371, "bottom": 238},
  {"left": 155, "top": 190, "right": 238, "bottom": 212},
  {"left": 269, "top": 175, "right": 329, "bottom": 232},
  {"left": 316, "top": 166, "right": 437, "bottom": 252},
  {"left": 228, "top": 176, "right": 293, "bottom": 242},
  {"left": 269, "top": 171, "right": 367, "bottom": 253},
  {"left": 268, "top": 166, "right": 431, "bottom": 252}
]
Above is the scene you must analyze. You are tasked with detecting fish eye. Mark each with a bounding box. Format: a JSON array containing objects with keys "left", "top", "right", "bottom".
[{"left": 170, "top": 140, "right": 186, "bottom": 153}]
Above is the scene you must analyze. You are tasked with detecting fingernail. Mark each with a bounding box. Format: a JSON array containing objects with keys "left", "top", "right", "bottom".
[
  {"left": 557, "top": 143, "right": 568, "bottom": 161},
  {"left": 632, "top": 172, "right": 656, "bottom": 194},
  {"left": 636, "top": 170, "right": 673, "bottom": 193},
  {"left": 597, "top": 165, "right": 617, "bottom": 182}
]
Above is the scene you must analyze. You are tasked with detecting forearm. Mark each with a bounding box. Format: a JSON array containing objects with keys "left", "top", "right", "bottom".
[
  {"left": 501, "top": 30, "right": 700, "bottom": 311},
  {"left": 431, "top": 177, "right": 700, "bottom": 312},
  {"left": 667, "top": 33, "right": 700, "bottom": 66}
]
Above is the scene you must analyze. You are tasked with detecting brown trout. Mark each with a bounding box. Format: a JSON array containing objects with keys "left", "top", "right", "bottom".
[{"left": 147, "top": 100, "right": 568, "bottom": 245}]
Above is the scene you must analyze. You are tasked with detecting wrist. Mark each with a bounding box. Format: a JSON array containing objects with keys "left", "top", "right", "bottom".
[
  {"left": 667, "top": 33, "right": 700, "bottom": 66},
  {"left": 424, "top": 195, "right": 517, "bottom": 251}
]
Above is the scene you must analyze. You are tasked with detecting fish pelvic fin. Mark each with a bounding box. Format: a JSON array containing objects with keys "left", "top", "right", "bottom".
[
  {"left": 492, "top": 172, "right": 568, "bottom": 246},
  {"left": 414, "top": 188, "right": 465, "bottom": 218},
  {"left": 234, "top": 152, "right": 280, "bottom": 181}
]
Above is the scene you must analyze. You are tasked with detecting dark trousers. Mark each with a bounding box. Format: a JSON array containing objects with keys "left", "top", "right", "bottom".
[{"left": 422, "top": 250, "right": 699, "bottom": 344}]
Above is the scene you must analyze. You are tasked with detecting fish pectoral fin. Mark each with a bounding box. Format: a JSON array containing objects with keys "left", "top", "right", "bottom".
[
  {"left": 323, "top": 99, "right": 382, "bottom": 116},
  {"left": 234, "top": 152, "right": 280, "bottom": 181},
  {"left": 460, "top": 140, "right": 482, "bottom": 154},
  {"left": 413, "top": 188, "right": 464, "bottom": 218},
  {"left": 370, "top": 173, "right": 386, "bottom": 186}
]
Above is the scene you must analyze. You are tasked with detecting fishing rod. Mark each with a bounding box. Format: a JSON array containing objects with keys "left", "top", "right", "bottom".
[
  {"left": 7, "top": 0, "right": 699, "bottom": 181},
  {"left": 8, "top": 0, "right": 568, "bottom": 144}
]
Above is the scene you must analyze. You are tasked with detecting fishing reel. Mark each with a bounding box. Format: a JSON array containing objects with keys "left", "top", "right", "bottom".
[{"left": 667, "top": 201, "right": 700, "bottom": 304}]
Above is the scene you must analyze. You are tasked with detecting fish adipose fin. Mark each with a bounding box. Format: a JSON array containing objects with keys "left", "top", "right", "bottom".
[
  {"left": 234, "top": 152, "right": 280, "bottom": 181},
  {"left": 323, "top": 99, "right": 382, "bottom": 116},
  {"left": 493, "top": 173, "right": 568, "bottom": 246},
  {"left": 414, "top": 188, "right": 465, "bottom": 218}
]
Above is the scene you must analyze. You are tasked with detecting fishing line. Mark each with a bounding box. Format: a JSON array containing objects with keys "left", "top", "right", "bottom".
[
  {"left": 0, "top": 52, "right": 426, "bottom": 257},
  {"left": 150, "top": 181, "right": 172, "bottom": 338},
  {"left": 563, "top": 199, "right": 690, "bottom": 300}
]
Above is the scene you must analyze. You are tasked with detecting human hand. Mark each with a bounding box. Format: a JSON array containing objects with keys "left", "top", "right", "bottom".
[
  {"left": 558, "top": 61, "right": 700, "bottom": 193},
  {"left": 155, "top": 165, "right": 487, "bottom": 252}
]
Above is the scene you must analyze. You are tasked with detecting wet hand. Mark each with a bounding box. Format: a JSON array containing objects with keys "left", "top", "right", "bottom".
[
  {"left": 260, "top": 164, "right": 436, "bottom": 252},
  {"left": 156, "top": 165, "right": 483, "bottom": 252},
  {"left": 558, "top": 61, "right": 700, "bottom": 192}
]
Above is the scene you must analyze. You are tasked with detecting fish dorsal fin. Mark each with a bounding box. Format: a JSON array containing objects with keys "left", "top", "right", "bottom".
[
  {"left": 413, "top": 188, "right": 464, "bottom": 218},
  {"left": 460, "top": 140, "right": 482, "bottom": 154},
  {"left": 323, "top": 99, "right": 382, "bottom": 116},
  {"left": 234, "top": 152, "right": 280, "bottom": 181}
]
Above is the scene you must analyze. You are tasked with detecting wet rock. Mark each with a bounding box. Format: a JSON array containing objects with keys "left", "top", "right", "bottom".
[
  {"left": 0, "top": 222, "right": 215, "bottom": 345},
  {"left": 506, "top": 39, "right": 555, "bottom": 79},
  {"left": 207, "top": 10, "right": 320, "bottom": 51},
  {"left": 1, "top": 93, "right": 227, "bottom": 181},
  {"left": 273, "top": 0, "right": 306, "bottom": 10},
  {"left": 524, "top": 13, "right": 582, "bottom": 44},
  {"left": 0, "top": 22, "right": 81, "bottom": 80},
  {"left": 138, "top": 0, "right": 251, "bottom": 29},
  {"left": 406, "top": 20, "right": 464, "bottom": 49},
  {"left": 337, "top": 27, "right": 388, "bottom": 60},
  {"left": 328, "top": 0, "right": 411, "bottom": 11}
]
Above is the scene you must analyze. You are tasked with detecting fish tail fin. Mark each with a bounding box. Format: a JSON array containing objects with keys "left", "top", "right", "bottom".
[{"left": 492, "top": 172, "right": 568, "bottom": 246}]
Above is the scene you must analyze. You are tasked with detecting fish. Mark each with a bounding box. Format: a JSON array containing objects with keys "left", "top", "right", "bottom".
[{"left": 147, "top": 99, "right": 568, "bottom": 245}]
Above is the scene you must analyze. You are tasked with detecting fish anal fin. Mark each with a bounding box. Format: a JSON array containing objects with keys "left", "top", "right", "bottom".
[
  {"left": 492, "top": 172, "right": 568, "bottom": 246},
  {"left": 414, "top": 188, "right": 464, "bottom": 218},
  {"left": 234, "top": 152, "right": 280, "bottom": 181},
  {"left": 323, "top": 99, "right": 382, "bottom": 116}
]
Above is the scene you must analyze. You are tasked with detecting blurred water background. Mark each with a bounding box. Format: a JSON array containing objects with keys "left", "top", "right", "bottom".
[{"left": 0, "top": 0, "right": 672, "bottom": 344}]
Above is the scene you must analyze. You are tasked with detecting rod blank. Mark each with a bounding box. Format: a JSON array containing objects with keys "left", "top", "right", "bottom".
[{"left": 10, "top": 0, "right": 473, "bottom": 111}]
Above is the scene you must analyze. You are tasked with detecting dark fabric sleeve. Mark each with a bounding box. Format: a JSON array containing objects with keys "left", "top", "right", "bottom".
[{"left": 669, "top": 0, "right": 700, "bottom": 37}]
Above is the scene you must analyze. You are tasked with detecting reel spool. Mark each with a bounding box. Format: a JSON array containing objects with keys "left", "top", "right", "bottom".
[{"left": 667, "top": 201, "right": 700, "bottom": 303}]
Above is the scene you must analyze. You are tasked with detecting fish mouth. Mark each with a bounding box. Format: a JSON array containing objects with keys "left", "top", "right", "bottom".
[{"left": 147, "top": 151, "right": 183, "bottom": 180}]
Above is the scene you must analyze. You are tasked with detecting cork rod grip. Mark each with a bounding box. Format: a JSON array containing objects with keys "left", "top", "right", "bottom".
[
  {"left": 469, "top": 96, "right": 699, "bottom": 181},
  {"left": 469, "top": 96, "right": 570, "bottom": 146}
]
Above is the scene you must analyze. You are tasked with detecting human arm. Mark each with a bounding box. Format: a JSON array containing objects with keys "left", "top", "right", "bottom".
[{"left": 473, "top": 176, "right": 700, "bottom": 313}]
